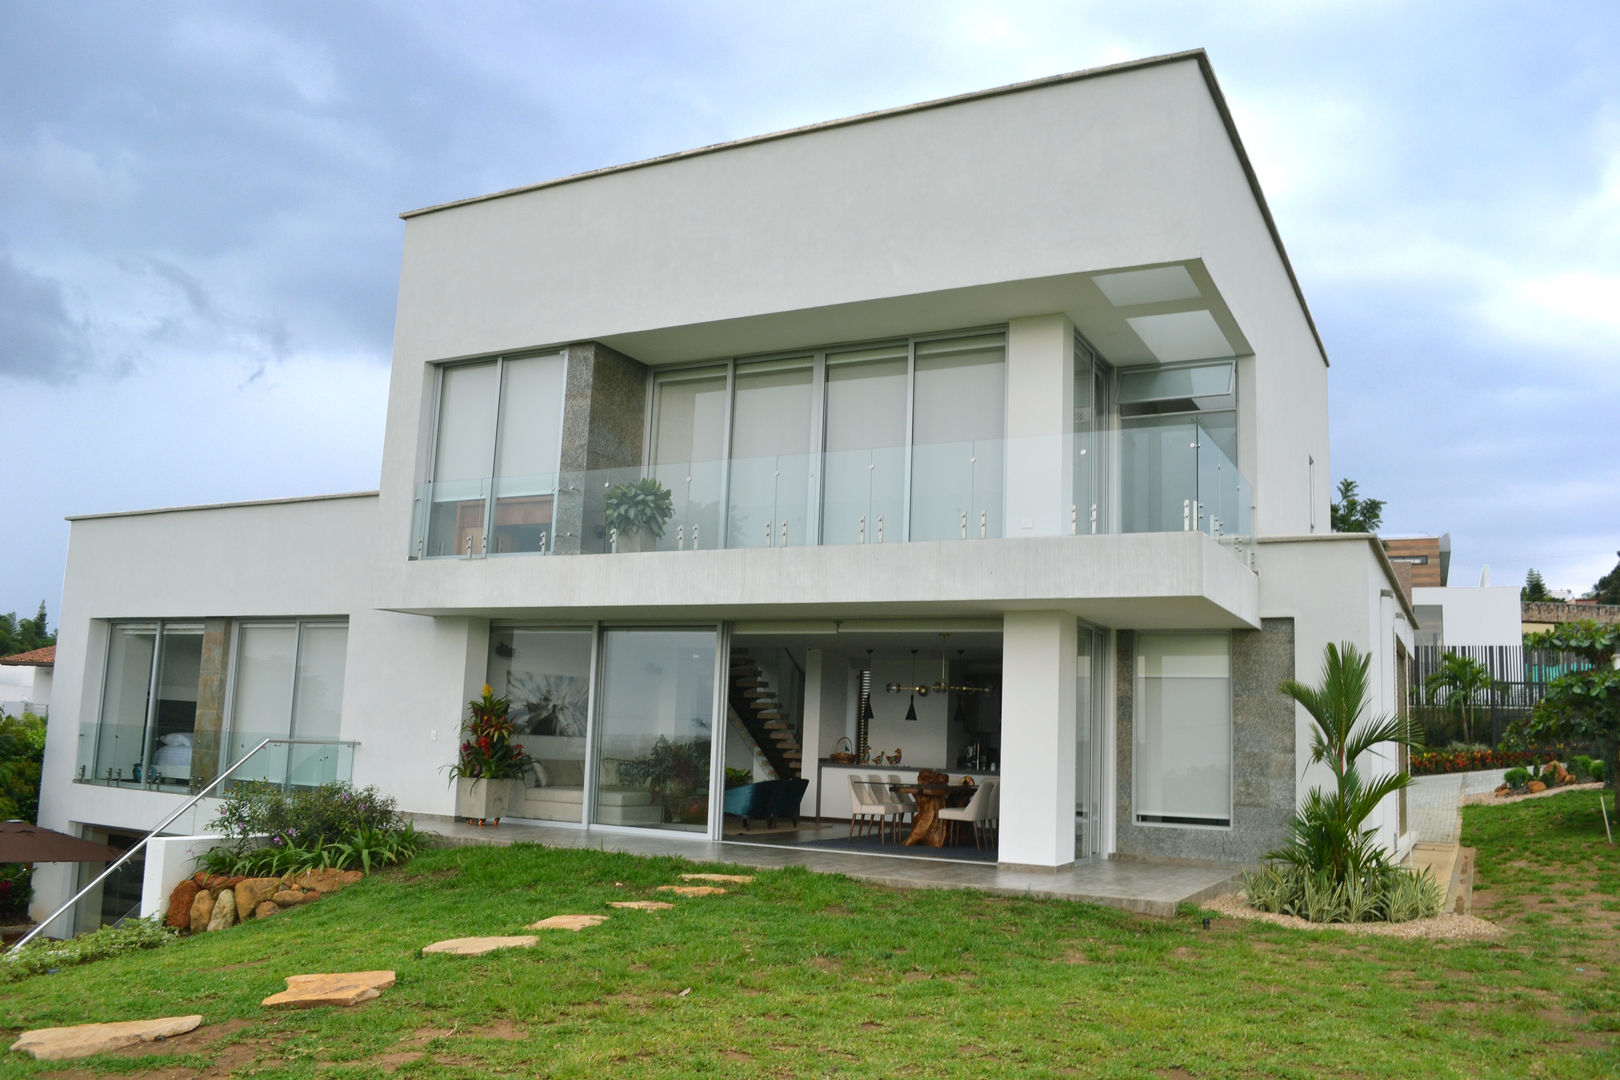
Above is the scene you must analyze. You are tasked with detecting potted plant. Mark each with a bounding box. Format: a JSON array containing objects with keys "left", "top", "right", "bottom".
[
  {"left": 445, "top": 684, "right": 532, "bottom": 825},
  {"left": 616, "top": 735, "right": 710, "bottom": 822},
  {"left": 604, "top": 477, "right": 674, "bottom": 553}
]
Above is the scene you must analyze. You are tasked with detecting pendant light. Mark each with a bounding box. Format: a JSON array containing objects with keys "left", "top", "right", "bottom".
[{"left": 904, "top": 649, "right": 919, "bottom": 722}]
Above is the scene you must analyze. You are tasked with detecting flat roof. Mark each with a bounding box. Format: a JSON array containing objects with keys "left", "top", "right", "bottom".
[
  {"left": 67, "top": 490, "right": 379, "bottom": 523},
  {"left": 399, "top": 49, "right": 1328, "bottom": 368}
]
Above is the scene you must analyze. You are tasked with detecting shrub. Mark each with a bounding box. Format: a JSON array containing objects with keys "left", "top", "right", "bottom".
[
  {"left": 1241, "top": 864, "right": 1444, "bottom": 924},
  {"left": 1410, "top": 748, "right": 1539, "bottom": 776},
  {"left": 0, "top": 916, "right": 175, "bottom": 984},
  {"left": 1592, "top": 759, "right": 1606, "bottom": 783},
  {"left": 202, "top": 781, "right": 422, "bottom": 876},
  {"left": 0, "top": 862, "right": 33, "bottom": 921},
  {"left": 1503, "top": 767, "right": 1531, "bottom": 789}
]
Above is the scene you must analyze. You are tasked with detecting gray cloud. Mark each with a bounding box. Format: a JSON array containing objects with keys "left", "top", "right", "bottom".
[{"left": 0, "top": 249, "right": 92, "bottom": 382}]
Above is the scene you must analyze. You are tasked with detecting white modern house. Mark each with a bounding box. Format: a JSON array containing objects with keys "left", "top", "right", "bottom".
[{"left": 32, "top": 50, "right": 1415, "bottom": 930}]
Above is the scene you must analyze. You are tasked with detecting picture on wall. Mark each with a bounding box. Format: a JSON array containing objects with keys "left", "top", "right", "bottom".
[{"left": 507, "top": 672, "right": 589, "bottom": 736}]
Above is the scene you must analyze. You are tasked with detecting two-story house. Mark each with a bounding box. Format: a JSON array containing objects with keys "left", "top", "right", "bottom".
[{"left": 32, "top": 50, "right": 1414, "bottom": 931}]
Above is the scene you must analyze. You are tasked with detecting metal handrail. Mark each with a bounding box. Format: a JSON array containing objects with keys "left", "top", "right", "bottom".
[{"left": 10, "top": 737, "right": 354, "bottom": 953}]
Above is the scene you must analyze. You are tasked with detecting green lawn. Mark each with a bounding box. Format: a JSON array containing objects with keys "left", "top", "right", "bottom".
[{"left": 3, "top": 794, "right": 1618, "bottom": 1078}]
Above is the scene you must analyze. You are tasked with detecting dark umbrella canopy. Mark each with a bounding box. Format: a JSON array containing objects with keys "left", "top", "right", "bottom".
[{"left": 0, "top": 821, "right": 119, "bottom": 864}]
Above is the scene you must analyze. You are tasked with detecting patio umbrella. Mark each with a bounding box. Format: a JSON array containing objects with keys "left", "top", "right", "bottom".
[{"left": 0, "top": 821, "right": 119, "bottom": 864}]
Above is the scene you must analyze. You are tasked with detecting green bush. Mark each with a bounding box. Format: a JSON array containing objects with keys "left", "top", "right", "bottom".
[
  {"left": 0, "top": 916, "right": 175, "bottom": 984},
  {"left": 1592, "top": 759, "right": 1606, "bottom": 782},
  {"left": 1503, "top": 767, "right": 1531, "bottom": 789},
  {"left": 202, "top": 782, "right": 423, "bottom": 876},
  {"left": 1242, "top": 864, "right": 1443, "bottom": 924},
  {"left": 0, "top": 862, "right": 33, "bottom": 920}
]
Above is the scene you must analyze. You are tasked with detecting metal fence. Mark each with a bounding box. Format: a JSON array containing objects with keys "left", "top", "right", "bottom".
[{"left": 1408, "top": 645, "right": 1592, "bottom": 747}]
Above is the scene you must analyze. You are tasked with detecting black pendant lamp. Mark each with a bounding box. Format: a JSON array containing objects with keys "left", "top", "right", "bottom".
[{"left": 904, "top": 649, "right": 919, "bottom": 722}]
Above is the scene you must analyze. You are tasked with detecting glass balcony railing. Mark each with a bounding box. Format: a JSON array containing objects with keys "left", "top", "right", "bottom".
[
  {"left": 75, "top": 722, "right": 356, "bottom": 794},
  {"left": 409, "top": 426, "right": 1254, "bottom": 565}
]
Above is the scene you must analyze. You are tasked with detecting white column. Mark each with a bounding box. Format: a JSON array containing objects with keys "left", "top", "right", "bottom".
[
  {"left": 1004, "top": 315, "right": 1075, "bottom": 537},
  {"left": 998, "top": 610, "right": 1078, "bottom": 868}
]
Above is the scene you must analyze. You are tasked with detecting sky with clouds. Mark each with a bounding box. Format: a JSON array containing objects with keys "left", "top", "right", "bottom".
[{"left": 2, "top": 0, "right": 1617, "bottom": 623}]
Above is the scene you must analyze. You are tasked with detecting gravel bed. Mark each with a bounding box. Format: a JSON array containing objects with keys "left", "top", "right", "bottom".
[
  {"left": 1203, "top": 892, "right": 1505, "bottom": 940},
  {"left": 1460, "top": 781, "right": 1604, "bottom": 807}
]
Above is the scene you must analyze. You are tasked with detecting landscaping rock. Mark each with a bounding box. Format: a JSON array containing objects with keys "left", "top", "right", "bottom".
[
  {"left": 272, "top": 889, "right": 307, "bottom": 906},
  {"left": 207, "top": 889, "right": 237, "bottom": 932},
  {"left": 1527, "top": 780, "right": 1547, "bottom": 793},
  {"left": 294, "top": 868, "right": 364, "bottom": 895},
  {"left": 262, "top": 971, "right": 395, "bottom": 1009},
  {"left": 189, "top": 890, "right": 215, "bottom": 934},
  {"left": 609, "top": 901, "right": 675, "bottom": 911},
  {"left": 236, "top": 877, "right": 284, "bottom": 920},
  {"left": 680, "top": 873, "right": 754, "bottom": 884},
  {"left": 526, "top": 914, "right": 608, "bottom": 931},
  {"left": 656, "top": 885, "right": 726, "bottom": 897},
  {"left": 166, "top": 880, "right": 199, "bottom": 930},
  {"left": 254, "top": 901, "right": 280, "bottom": 919},
  {"left": 9, "top": 1015, "right": 203, "bottom": 1061},
  {"left": 422, "top": 936, "right": 539, "bottom": 956}
]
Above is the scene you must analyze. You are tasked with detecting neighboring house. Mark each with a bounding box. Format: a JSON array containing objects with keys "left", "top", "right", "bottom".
[
  {"left": 1522, "top": 600, "right": 1620, "bottom": 636},
  {"left": 33, "top": 50, "right": 1414, "bottom": 930},
  {"left": 1385, "top": 535, "right": 1451, "bottom": 593},
  {"left": 0, "top": 644, "right": 53, "bottom": 718}
]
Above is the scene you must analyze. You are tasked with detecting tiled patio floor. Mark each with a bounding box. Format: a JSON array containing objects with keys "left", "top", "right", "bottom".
[{"left": 413, "top": 815, "right": 1245, "bottom": 917}]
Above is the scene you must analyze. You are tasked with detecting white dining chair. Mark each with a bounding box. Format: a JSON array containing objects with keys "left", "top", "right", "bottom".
[
  {"left": 848, "top": 776, "right": 906, "bottom": 843},
  {"left": 938, "top": 778, "right": 998, "bottom": 850}
]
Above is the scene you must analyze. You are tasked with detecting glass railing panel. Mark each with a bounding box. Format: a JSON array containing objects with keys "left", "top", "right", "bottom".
[
  {"left": 490, "top": 472, "right": 559, "bottom": 555},
  {"left": 650, "top": 459, "right": 724, "bottom": 551},
  {"left": 1119, "top": 423, "right": 1200, "bottom": 534},
  {"left": 420, "top": 476, "right": 493, "bottom": 558},
  {"left": 220, "top": 734, "right": 357, "bottom": 793},
  {"left": 821, "top": 445, "right": 906, "bottom": 544},
  {"left": 1194, "top": 426, "right": 1251, "bottom": 540},
  {"left": 910, "top": 438, "right": 1005, "bottom": 541},
  {"left": 726, "top": 452, "right": 813, "bottom": 549}
]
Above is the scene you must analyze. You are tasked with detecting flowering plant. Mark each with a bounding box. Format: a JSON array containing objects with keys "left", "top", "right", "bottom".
[{"left": 446, "top": 684, "right": 532, "bottom": 782}]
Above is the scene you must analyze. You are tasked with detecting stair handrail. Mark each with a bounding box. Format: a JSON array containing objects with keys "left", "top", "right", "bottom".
[{"left": 10, "top": 736, "right": 349, "bottom": 953}]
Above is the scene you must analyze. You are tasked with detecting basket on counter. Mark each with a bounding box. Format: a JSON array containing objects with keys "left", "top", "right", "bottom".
[{"left": 829, "top": 736, "right": 856, "bottom": 765}]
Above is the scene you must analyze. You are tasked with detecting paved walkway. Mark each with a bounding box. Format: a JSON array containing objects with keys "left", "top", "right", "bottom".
[
  {"left": 1408, "top": 769, "right": 1505, "bottom": 844},
  {"left": 412, "top": 815, "right": 1244, "bottom": 917}
]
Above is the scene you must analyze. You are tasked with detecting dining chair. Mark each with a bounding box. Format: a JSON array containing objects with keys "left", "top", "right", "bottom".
[
  {"left": 848, "top": 776, "right": 906, "bottom": 843},
  {"left": 885, "top": 774, "right": 917, "bottom": 825},
  {"left": 938, "top": 778, "right": 998, "bottom": 850}
]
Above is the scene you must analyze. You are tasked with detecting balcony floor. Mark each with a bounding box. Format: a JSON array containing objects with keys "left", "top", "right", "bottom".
[{"left": 412, "top": 814, "right": 1245, "bottom": 917}]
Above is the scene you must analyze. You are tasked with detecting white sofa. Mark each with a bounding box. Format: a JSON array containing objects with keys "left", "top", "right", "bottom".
[{"left": 515, "top": 758, "right": 662, "bottom": 826}]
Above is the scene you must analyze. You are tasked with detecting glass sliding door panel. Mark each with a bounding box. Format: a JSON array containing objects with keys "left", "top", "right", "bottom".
[
  {"left": 95, "top": 624, "right": 157, "bottom": 779},
  {"left": 288, "top": 624, "right": 349, "bottom": 787},
  {"left": 148, "top": 624, "right": 204, "bottom": 784},
  {"left": 228, "top": 624, "right": 298, "bottom": 786},
  {"left": 1075, "top": 626, "right": 1095, "bottom": 860},
  {"left": 650, "top": 369, "right": 728, "bottom": 550},
  {"left": 1133, "top": 634, "right": 1231, "bottom": 826},
  {"left": 427, "top": 360, "right": 499, "bottom": 557},
  {"left": 492, "top": 352, "right": 566, "bottom": 554},
  {"left": 911, "top": 334, "right": 1006, "bottom": 541},
  {"left": 1073, "top": 340, "right": 1114, "bottom": 535},
  {"left": 822, "top": 348, "right": 908, "bottom": 545},
  {"left": 490, "top": 627, "right": 594, "bottom": 818},
  {"left": 727, "top": 362, "right": 813, "bottom": 549},
  {"left": 593, "top": 628, "right": 717, "bottom": 832}
]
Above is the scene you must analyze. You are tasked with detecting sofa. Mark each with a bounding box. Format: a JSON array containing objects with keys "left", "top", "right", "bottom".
[
  {"left": 722, "top": 778, "right": 809, "bottom": 830},
  {"left": 515, "top": 758, "right": 663, "bottom": 826}
]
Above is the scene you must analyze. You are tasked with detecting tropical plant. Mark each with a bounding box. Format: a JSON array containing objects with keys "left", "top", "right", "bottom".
[
  {"left": 0, "top": 914, "right": 174, "bottom": 985},
  {"left": 1269, "top": 642, "right": 1423, "bottom": 888},
  {"left": 207, "top": 781, "right": 408, "bottom": 861},
  {"left": 1525, "top": 620, "right": 1620, "bottom": 814},
  {"left": 604, "top": 477, "right": 674, "bottom": 540},
  {"left": 616, "top": 736, "right": 710, "bottom": 805},
  {"left": 1425, "top": 653, "right": 1493, "bottom": 745},
  {"left": 446, "top": 684, "right": 532, "bottom": 782}
]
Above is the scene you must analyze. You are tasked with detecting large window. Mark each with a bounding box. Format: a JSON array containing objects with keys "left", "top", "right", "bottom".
[
  {"left": 226, "top": 619, "right": 350, "bottom": 788},
  {"left": 593, "top": 628, "right": 718, "bottom": 833},
  {"left": 1133, "top": 633, "right": 1231, "bottom": 827},
  {"left": 1117, "top": 360, "right": 1240, "bottom": 536},
  {"left": 422, "top": 351, "right": 566, "bottom": 557},
  {"left": 90, "top": 621, "right": 202, "bottom": 787}
]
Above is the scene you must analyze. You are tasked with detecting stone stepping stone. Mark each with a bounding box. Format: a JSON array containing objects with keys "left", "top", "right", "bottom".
[
  {"left": 10, "top": 1015, "right": 202, "bottom": 1061},
  {"left": 656, "top": 885, "right": 727, "bottom": 897},
  {"left": 262, "top": 971, "right": 396, "bottom": 1008},
  {"left": 609, "top": 901, "right": 675, "bottom": 910},
  {"left": 421, "top": 936, "right": 538, "bottom": 956},
  {"left": 526, "top": 914, "right": 608, "bottom": 931},
  {"left": 680, "top": 873, "right": 754, "bottom": 884}
]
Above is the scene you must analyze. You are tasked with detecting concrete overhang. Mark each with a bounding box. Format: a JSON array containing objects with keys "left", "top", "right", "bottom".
[
  {"left": 380, "top": 532, "right": 1259, "bottom": 630},
  {"left": 596, "top": 258, "right": 1252, "bottom": 369}
]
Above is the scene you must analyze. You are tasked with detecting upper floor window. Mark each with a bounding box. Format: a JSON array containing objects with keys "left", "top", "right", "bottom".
[{"left": 422, "top": 351, "right": 567, "bottom": 557}]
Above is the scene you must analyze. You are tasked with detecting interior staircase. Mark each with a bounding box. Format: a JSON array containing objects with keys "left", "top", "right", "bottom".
[{"left": 728, "top": 649, "right": 802, "bottom": 780}]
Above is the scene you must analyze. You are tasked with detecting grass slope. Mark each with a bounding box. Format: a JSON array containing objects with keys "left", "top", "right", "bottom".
[{"left": 2, "top": 797, "right": 1617, "bottom": 1078}]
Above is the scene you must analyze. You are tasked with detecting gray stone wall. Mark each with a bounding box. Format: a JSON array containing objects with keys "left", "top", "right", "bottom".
[
  {"left": 554, "top": 343, "right": 648, "bottom": 554},
  {"left": 1114, "top": 619, "right": 1295, "bottom": 864},
  {"left": 189, "top": 617, "right": 232, "bottom": 789}
]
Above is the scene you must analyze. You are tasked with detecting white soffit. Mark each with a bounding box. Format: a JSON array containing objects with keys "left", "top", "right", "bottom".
[
  {"left": 1091, "top": 266, "right": 1202, "bottom": 307},
  {"left": 1125, "top": 310, "right": 1235, "bottom": 364}
]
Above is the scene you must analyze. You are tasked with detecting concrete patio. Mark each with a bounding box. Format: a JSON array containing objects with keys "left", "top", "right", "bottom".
[{"left": 413, "top": 815, "right": 1245, "bottom": 917}]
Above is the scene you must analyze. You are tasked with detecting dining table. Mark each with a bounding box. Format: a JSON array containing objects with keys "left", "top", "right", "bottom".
[{"left": 890, "top": 783, "right": 976, "bottom": 847}]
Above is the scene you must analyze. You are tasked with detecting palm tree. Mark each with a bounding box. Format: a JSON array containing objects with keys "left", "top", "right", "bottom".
[
  {"left": 1271, "top": 642, "right": 1424, "bottom": 884},
  {"left": 1425, "top": 652, "right": 1492, "bottom": 745}
]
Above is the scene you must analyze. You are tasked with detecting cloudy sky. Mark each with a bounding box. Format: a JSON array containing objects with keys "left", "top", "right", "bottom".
[{"left": 2, "top": 0, "right": 1617, "bottom": 623}]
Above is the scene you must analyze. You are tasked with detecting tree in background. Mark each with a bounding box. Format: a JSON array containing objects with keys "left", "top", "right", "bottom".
[
  {"left": 0, "top": 602, "right": 55, "bottom": 656},
  {"left": 1425, "top": 652, "right": 1492, "bottom": 745},
  {"left": 1330, "top": 478, "right": 1385, "bottom": 534},
  {"left": 1526, "top": 620, "right": 1620, "bottom": 814},
  {"left": 1522, "top": 569, "right": 1552, "bottom": 602},
  {"left": 1589, "top": 554, "right": 1620, "bottom": 605},
  {"left": 0, "top": 711, "right": 46, "bottom": 823}
]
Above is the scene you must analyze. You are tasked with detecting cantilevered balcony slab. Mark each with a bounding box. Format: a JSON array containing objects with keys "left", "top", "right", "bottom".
[{"left": 383, "top": 531, "right": 1258, "bottom": 629}]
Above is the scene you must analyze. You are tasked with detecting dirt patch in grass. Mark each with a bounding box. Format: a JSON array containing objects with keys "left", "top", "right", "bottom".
[
  {"left": 41, "top": 1021, "right": 265, "bottom": 1079},
  {"left": 1204, "top": 893, "right": 1505, "bottom": 940}
]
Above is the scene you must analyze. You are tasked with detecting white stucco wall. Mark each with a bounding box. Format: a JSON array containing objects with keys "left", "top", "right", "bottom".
[{"left": 1411, "top": 586, "right": 1523, "bottom": 649}]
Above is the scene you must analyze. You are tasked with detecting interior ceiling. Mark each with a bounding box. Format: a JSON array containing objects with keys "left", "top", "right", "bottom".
[
  {"left": 731, "top": 627, "right": 1003, "bottom": 664},
  {"left": 599, "top": 259, "right": 1251, "bottom": 370}
]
